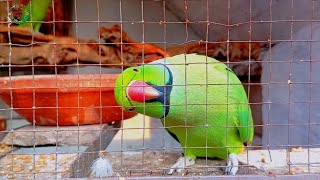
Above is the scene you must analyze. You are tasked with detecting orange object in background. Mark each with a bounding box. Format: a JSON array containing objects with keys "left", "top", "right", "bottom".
[
  {"left": 0, "top": 115, "right": 5, "bottom": 131},
  {"left": 0, "top": 74, "right": 137, "bottom": 126}
]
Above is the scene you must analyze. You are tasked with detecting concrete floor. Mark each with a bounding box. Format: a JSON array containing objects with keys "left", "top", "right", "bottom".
[{"left": 107, "top": 114, "right": 181, "bottom": 152}]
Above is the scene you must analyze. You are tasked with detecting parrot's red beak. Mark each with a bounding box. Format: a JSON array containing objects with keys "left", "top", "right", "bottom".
[{"left": 126, "top": 80, "right": 161, "bottom": 102}]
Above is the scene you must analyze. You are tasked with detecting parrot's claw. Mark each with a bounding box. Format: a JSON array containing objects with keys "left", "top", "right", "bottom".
[
  {"left": 164, "top": 156, "right": 195, "bottom": 175},
  {"left": 225, "top": 153, "right": 239, "bottom": 175}
]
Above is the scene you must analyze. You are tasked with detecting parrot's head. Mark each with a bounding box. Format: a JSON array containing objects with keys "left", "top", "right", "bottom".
[{"left": 114, "top": 63, "right": 173, "bottom": 119}]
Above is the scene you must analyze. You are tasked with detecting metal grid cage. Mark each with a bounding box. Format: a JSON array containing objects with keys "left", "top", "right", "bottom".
[{"left": 0, "top": 0, "right": 320, "bottom": 179}]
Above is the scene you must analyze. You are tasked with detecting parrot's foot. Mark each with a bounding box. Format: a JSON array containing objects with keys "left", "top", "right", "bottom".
[
  {"left": 225, "top": 153, "right": 239, "bottom": 175},
  {"left": 90, "top": 156, "right": 113, "bottom": 178},
  {"left": 165, "top": 156, "right": 195, "bottom": 175}
]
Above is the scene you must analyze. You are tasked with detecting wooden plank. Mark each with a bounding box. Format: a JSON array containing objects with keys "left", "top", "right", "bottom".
[{"left": 71, "top": 121, "right": 121, "bottom": 178}]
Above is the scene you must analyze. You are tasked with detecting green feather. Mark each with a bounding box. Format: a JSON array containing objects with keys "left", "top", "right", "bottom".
[
  {"left": 114, "top": 54, "right": 254, "bottom": 160},
  {"left": 17, "top": 0, "right": 52, "bottom": 32}
]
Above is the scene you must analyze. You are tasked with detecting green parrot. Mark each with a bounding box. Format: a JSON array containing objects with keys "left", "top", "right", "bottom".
[
  {"left": 114, "top": 54, "right": 254, "bottom": 175},
  {"left": 16, "top": 0, "right": 52, "bottom": 32}
]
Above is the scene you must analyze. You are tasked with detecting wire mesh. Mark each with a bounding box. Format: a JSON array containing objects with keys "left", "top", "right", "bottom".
[{"left": 0, "top": 0, "right": 320, "bottom": 179}]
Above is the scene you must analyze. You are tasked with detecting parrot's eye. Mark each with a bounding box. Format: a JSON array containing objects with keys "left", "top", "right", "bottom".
[
  {"left": 128, "top": 107, "right": 135, "bottom": 111},
  {"left": 133, "top": 68, "right": 140, "bottom": 73}
]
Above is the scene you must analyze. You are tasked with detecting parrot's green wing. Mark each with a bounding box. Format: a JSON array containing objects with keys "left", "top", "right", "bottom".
[{"left": 210, "top": 61, "right": 254, "bottom": 145}]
